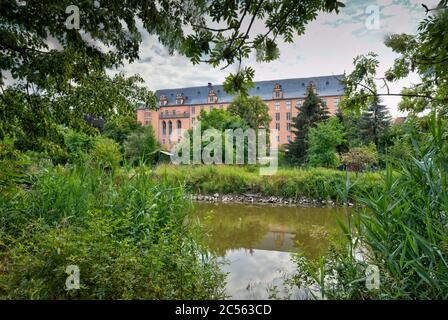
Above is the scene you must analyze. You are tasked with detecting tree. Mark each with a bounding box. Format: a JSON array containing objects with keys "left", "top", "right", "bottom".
[
  {"left": 0, "top": 71, "right": 155, "bottom": 151},
  {"left": 292, "top": 2, "right": 448, "bottom": 300},
  {"left": 342, "top": 1, "right": 448, "bottom": 115},
  {"left": 307, "top": 117, "right": 345, "bottom": 168},
  {"left": 0, "top": 0, "right": 344, "bottom": 151},
  {"left": 227, "top": 96, "right": 271, "bottom": 130},
  {"left": 103, "top": 116, "right": 144, "bottom": 146},
  {"left": 334, "top": 109, "right": 362, "bottom": 154},
  {"left": 124, "top": 125, "right": 160, "bottom": 165},
  {"left": 176, "top": 108, "right": 253, "bottom": 164},
  {"left": 358, "top": 97, "right": 391, "bottom": 151},
  {"left": 320, "top": 100, "right": 331, "bottom": 121},
  {"left": 198, "top": 109, "right": 250, "bottom": 164},
  {"left": 286, "top": 89, "right": 325, "bottom": 165},
  {"left": 198, "top": 108, "right": 248, "bottom": 132}
]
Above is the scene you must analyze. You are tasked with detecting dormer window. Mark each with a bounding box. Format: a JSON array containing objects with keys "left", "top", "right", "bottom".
[
  {"left": 273, "top": 84, "right": 283, "bottom": 99},
  {"left": 176, "top": 93, "right": 185, "bottom": 105},
  {"left": 208, "top": 89, "right": 218, "bottom": 104},
  {"left": 307, "top": 81, "right": 317, "bottom": 95},
  {"left": 159, "top": 94, "right": 168, "bottom": 106}
]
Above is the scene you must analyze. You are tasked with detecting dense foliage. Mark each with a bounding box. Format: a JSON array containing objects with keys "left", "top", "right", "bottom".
[
  {"left": 339, "top": 145, "right": 378, "bottom": 172},
  {"left": 307, "top": 117, "right": 345, "bottom": 168},
  {"left": 0, "top": 0, "right": 344, "bottom": 151},
  {"left": 227, "top": 96, "right": 271, "bottom": 130},
  {"left": 286, "top": 89, "right": 327, "bottom": 165},
  {"left": 1, "top": 0, "right": 447, "bottom": 301},
  {"left": 174, "top": 107, "right": 266, "bottom": 164},
  {"left": 0, "top": 158, "right": 225, "bottom": 299},
  {"left": 290, "top": 114, "right": 448, "bottom": 299},
  {"left": 358, "top": 97, "right": 391, "bottom": 152},
  {"left": 288, "top": 1, "right": 448, "bottom": 300},
  {"left": 124, "top": 125, "right": 160, "bottom": 165}
]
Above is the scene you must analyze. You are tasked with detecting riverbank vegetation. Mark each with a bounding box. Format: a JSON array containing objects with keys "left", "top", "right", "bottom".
[
  {"left": 0, "top": 150, "right": 225, "bottom": 299},
  {"left": 287, "top": 2, "right": 448, "bottom": 299},
  {"left": 288, "top": 114, "right": 448, "bottom": 299},
  {"left": 154, "top": 165, "right": 382, "bottom": 203}
]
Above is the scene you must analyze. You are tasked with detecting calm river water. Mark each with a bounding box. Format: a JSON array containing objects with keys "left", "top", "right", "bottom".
[{"left": 194, "top": 202, "right": 350, "bottom": 299}]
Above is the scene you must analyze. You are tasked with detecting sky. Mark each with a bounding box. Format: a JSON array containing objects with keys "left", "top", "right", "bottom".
[{"left": 117, "top": 0, "right": 439, "bottom": 117}]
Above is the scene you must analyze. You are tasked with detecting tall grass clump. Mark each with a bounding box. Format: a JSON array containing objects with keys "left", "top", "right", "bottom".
[
  {"left": 289, "top": 113, "right": 448, "bottom": 299},
  {"left": 0, "top": 163, "right": 225, "bottom": 299}
]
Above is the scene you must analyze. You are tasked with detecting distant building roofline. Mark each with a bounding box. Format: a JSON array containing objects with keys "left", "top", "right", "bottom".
[
  {"left": 154, "top": 74, "right": 345, "bottom": 93},
  {"left": 153, "top": 74, "right": 345, "bottom": 107}
]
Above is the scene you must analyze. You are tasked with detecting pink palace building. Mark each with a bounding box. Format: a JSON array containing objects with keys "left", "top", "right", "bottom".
[{"left": 137, "top": 75, "right": 345, "bottom": 148}]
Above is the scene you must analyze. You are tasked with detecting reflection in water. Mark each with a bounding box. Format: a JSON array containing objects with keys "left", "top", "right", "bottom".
[{"left": 194, "top": 203, "right": 349, "bottom": 299}]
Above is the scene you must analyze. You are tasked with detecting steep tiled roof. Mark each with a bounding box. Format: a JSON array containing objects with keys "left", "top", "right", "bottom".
[{"left": 154, "top": 74, "right": 345, "bottom": 107}]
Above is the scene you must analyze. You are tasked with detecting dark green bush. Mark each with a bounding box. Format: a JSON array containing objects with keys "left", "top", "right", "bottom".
[
  {"left": 124, "top": 125, "right": 160, "bottom": 165},
  {"left": 63, "top": 129, "right": 95, "bottom": 164}
]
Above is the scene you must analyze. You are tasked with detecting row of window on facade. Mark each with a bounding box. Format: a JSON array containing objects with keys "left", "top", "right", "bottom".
[
  {"left": 158, "top": 98, "right": 338, "bottom": 118},
  {"left": 274, "top": 122, "right": 293, "bottom": 131},
  {"left": 160, "top": 110, "right": 189, "bottom": 117},
  {"left": 161, "top": 137, "right": 182, "bottom": 145},
  {"left": 160, "top": 104, "right": 225, "bottom": 118},
  {"left": 190, "top": 104, "right": 224, "bottom": 115},
  {"left": 273, "top": 98, "right": 339, "bottom": 111},
  {"left": 174, "top": 97, "right": 337, "bottom": 117},
  {"left": 161, "top": 120, "right": 182, "bottom": 136},
  {"left": 273, "top": 135, "right": 292, "bottom": 143}
]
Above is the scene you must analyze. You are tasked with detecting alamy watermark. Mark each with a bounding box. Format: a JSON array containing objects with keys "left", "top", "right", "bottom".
[
  {"left": 65, "top": 265, "right": 80, "bottom": 290},
  {"left": 365, "top": 264, "right": 380, "bottom": 290},
  {"left": 365, "top": 5, "right": 380, "bottom": 30},
  {"left": 65, "top": 5, "right": 80, "bottom": 30}
]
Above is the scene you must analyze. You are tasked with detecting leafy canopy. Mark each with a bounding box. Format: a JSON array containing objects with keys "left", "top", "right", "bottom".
[
  {"left": 342, "top": 1, "right": 448, "bottom": 115},
  {"left": 307, "top": 117, "right": 345, "bottom": 168},
  {"left": 0, "top": 0, "right": 345, "bottom": 150},
  {"left": 227, "top": 95, "right": 271, "bottom": 129}
]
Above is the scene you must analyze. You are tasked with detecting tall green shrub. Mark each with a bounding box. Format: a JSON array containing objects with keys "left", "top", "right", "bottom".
[
  {"left": 307, "top": 117, "right": 345, "bottom": 168},
  {"left": 64, "top": 129, "right": 95, "bottom": 164},
  {"left": 89, "top": 137, "right": 121, "bottom": 170},
  {"left": 124, "top": 125, "right": 159, "bottom": 165}
]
